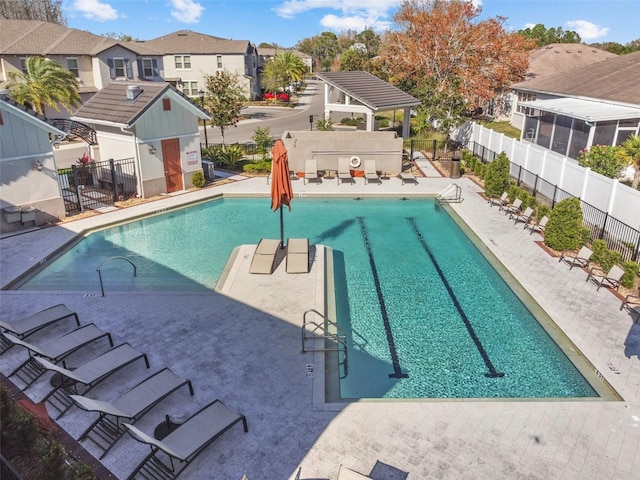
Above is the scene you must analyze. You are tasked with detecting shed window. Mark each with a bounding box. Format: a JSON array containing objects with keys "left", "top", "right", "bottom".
[
  {"left": 163, "top": 98, "right": 171, "bottom": 111},
  {"left": 0, "top": 111, "right": 3, "bottom": 125}
]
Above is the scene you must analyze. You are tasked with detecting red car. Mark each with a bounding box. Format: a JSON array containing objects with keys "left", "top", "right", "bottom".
[{"left": 264, "top": 92, "right": 290, "bottom": 102}]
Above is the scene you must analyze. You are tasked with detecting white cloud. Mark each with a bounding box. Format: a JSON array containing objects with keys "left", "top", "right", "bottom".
[
  {"left": 524, "top": 23, "right": 536, "bottom": 30},
  {"left": 170, "top": 0, "right": 205, "bottom": 24},
  {"left": 73, "top": 0, "right": 118, "bottom": 21},
  {"left": 565, "top": 20, "right": 609, "bottom": 40},
  {"left": 320, "top": 14, "right": 391, "bottom": 32}
]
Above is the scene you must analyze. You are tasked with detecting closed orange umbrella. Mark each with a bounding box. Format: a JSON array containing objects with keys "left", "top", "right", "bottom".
[{"left": 270, "top": 139, "right": 294, "bottom": 247}]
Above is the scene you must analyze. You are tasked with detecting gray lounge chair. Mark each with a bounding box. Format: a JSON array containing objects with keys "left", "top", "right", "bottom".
[
  {"left": 510, "top": 206, "right": 534, "bottom": 225},
  {"left": 559, "top": 246, "right": 593, "bottom": 270},
  {"left": 586, "top": 265, "right": 625, "bottom": 291},
  {"left": 337, "top": 157, "right": 355, "bottom": 184},
  {"left": 37, "top": 342, "right": 150, "bottom": 419},
  {"left": 249, "top": 239, "right": 281, "bottom": 274},
  {"left": 364, "top": 160, "right": 381, "bottom": 185},
  {"left": 125, "top": 399, "right": 248, "bottom": 479},
  {"left": 524, "top": 215, "right": 548, "bottom": 235},
  {"left": 304, "top": 159, "right": 320, "bottom": 184},
  {"left": 488, "top": 191, "right": 508, "bottom": 208},
  {"left": 400, "top": 171, "right": 418, "bottom": 185},
  {"left": 0, "top": 304, "right": 79, "bottom": 354},
  {"left": 5, "top": 324, "right": 113, "bottom": 389},
  {"left": 72, "top": 368, "right": 194, "bottom": 459},
  {"left": 501, "top": 198, "right": 522, "bottom": 215},
  {"left": 286, "top": 238, "right": 309, "bottom": 274},
  {"left": 338, "top": 465, "right": 372, "bottom": 480}
]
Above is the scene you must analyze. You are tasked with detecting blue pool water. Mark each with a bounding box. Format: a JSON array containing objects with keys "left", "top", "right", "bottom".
[{"left": 19, "top": 198, "right": 599, "bottom": 399}]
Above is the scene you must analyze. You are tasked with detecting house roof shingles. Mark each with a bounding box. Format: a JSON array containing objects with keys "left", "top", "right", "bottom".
[
  {"left": 316, "top": 71, "right": 420, "bottom": 111},
  {"left": 513, "top": 50, "right": 640, "bottom": 106},
  {"left": 141, "top": 30, "right": 252, "bottom": 55},
  {"left": 524, "top": 43, "right": 617, "bottom": 80}
]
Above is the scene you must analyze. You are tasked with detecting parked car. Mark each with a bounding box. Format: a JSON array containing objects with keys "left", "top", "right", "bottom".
[{"left": 264, "top": 92, "right": 290, "bottom": 102}]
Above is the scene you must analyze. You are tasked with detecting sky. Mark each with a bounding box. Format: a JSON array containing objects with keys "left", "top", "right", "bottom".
[{"left": 63, "top": 0, "right": 640, "bottom": 48}]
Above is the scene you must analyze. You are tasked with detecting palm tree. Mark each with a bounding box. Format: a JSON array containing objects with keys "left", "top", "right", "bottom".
[
  {"left": 7, "top": 56, "right": 80, "bottom": 115},
  {"left": 271, "top": 51, "right": 306, "bottom": 91},
  {"left": 618, "top": 135, "right": 640, "bottom": 189}
]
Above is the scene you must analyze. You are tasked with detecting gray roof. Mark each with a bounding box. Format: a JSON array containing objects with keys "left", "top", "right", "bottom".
[
  {"left": 524, "top": 43, "right": 616, "bottom": 80},
  {"left": 259, "top": 48, "right": 311, "bottom": 59},
  {"left": 0, "top": 20, "right": 162, "bottom": 56},
  {"left": 141, "top": 30, "right": 252, "bottom": 55},
  {"left": 0, "top": 94, "right": 67, "bottom": 136},
  {"left": 316, "top": 71, "right": 420, "bottom": 111},
  {"left": 71, "top": 82, "right": 207, "bottom": 126},
  {"left": 513, "top": 50, "right": 640, "bottom": 106}
]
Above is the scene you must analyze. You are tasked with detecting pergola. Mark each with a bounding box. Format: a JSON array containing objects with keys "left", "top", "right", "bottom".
[{"left": 316, "top": 71, "right": 420, "bottom": 138}]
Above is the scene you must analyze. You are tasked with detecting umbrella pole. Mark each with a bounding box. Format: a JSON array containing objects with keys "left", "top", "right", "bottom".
[{"left": 280, "top": 205, "right": 285, "bottom": 248}]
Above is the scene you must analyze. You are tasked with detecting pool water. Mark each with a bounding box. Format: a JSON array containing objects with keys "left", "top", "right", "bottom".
[{"left": 19, "top": 198, "right": 599, "bottom": 399}]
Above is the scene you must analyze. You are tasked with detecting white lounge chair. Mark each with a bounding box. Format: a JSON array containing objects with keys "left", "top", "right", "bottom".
[
  {"left": 364, "top": 160, "right": 381, "bottom": 185},
  {"left": 559, "top": 246, "right": 593, "bottom": 270},
  {"left": 286, "top": 238, "right": 309, "bottom": 274},
  {"left": 501, "top": 197, "right": 522, "bottom": 215},
  {"left": 488, "top": 191, "right": 508, "bottom": 208},
  {"left": 5, "top": 324, "right": 113, "bottom": 389},
  {"left": 524, "top": 215, "right": 548, "bottom": 235},
  {"left": 304, "top": 159, "right": 320, "bottom": 184},
  {"left": 249, "top": 239, "right": 281, "bottom": 274},
  {"left": 586, "top": 265, "right": 625, "bottom": 291},
  {"left": 72, "top": 368, "right": 194, "bottom": 458},
  {"left": 510, "top": 206, "right": 534, "bottom": 225},
  {"left": 337, "top": 157, "right": 355, "bottom": 184},
  {"left": 37, "top": 342, "right": 150, "bottom": 419},
  {"left": 125, "top": 399, "right": 248, "bottom": 479}
]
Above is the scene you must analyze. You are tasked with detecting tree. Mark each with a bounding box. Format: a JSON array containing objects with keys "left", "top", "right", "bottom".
[
  {"left": 617, "top": 135, "right": 640, "bottom": 189},
  {"left": 340, "top": 48, "right": 370, "bottom": 71},
  {"left": 0, "top": 0, "right": 66, "bottom": 24},
  {"left": 590, "top": 39, "right": 640, "bottom": 55},
  {"left": 483, "top": 151, "right": 511, "bottom": 197},
  {"left": 544, "top": 198, "right": 587, "bottom": 251},
  {"left": 355, "top": 28, "right": 380, "bottom": 57},
  {"left": 271, "top": 51, "right": 306, "bottom": 85},
  {"left": 577, "top": 145, "right": 627, "bottom": 179},
  {"left": 7, "top": 56, "right": 80, "bottom": 115},
  {"left": 296, "top": 31, "right": 339, "bottom": 72},
  {"left": 518, "top": 24, "right": 581, "bottom": 47},
  {"left": 104, "top": 32, "right": 135, "bottom": 42},
  {"left": 262, "top": 60, "right": 288, "bottom": 103},
  {"left": 379, "top": 0, "right": 532, "bottom": 134},
  {"left": 204, "top": 70, "right": 245, "bottom": 146}
]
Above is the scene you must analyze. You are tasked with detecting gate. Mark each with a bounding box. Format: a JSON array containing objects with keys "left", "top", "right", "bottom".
[{"left": 58, "top": 158, "right": 137, "bottom": 216}]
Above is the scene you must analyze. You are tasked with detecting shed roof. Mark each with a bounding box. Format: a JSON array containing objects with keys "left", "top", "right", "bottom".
[
  {"left": 316, "top": 71, "right": 420, "bottom": 110},
  {"left": 0, "top": 94, "right": 67, "bottom": 137},
  {"left": 141, "top": 30, "right": 252, "bottom": 55},
  {"left": 513, "top": 50, "right": 640, "bottom": 106},
  {"left": 71, "top": 82, "right": 208, "bottom": 127}
]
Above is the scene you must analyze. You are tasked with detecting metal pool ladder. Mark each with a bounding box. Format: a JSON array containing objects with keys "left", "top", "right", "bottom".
[
  {"left": 302, "top": 309, "right": 348, "bottom": 375},
  {"left": 436, "top": 183, "right": 464, "bottom": 205},
  {"left": 96, "top": 256, "right": 137, "bottom": 296}
]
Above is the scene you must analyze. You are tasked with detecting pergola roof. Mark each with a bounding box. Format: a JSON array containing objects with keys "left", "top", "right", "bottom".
[{"left": 316, "top": 71, "right": 420, "bottom": 111}]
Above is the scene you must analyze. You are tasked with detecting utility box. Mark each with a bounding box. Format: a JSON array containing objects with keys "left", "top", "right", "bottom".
[
  {"left": 20, "top": 206, "right": 36, "bottom": 224},
  {"left": 3, "top": 206, "right": 22, "bottom": 223},
  {"left": 201, "top": 159, "right": 215, "bottom": 180}
]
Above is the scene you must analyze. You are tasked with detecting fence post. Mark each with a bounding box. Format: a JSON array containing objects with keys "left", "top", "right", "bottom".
[
  {"left": 599, "top": 212, "right": 609, "bottom": 240},
  {"left": 410, "top": 139, "right": 414, "bottom": 162},
  {"left": 533, "top": 174, "right": 539, "bottom": 197},
  {"left": 551, "top": 185, "right": 558, "bottom": 208},
  {"left": 109, "top": 158, "right": 119, "bottom": 201},
  {"left": 633, "top": 234, "right": 640, "bottom": 262},
  {"left": 432, "top": 139, "right": 437, "bottom": 161},
  {"left": 71, "top": 165, "right": 82, "bottom": 213}
]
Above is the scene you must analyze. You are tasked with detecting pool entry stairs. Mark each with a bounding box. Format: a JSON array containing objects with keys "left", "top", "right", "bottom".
[
  {"left": 302, "top": 309, "right": 348, "bottom": 377},
  {"left": 436, "top": 183, "right": 463, "bottom": 205}
]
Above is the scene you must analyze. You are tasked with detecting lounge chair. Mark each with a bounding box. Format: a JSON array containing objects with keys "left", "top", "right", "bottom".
[
  {"left": 72, "top": 368, "right": 194, "bottom": 459},
  {"left": 586, "top": 265, "right": 624, "bottom": 291},
  {"left": 304, "top": 159, "right": 320, "bottom": 184},
  {"left": 400, "top": 171, "right": 418, "bottom": 185},
  {"left": 249, "top": 238, "right": 281, "bottom": 274},
  {"left": 364, "top": 160, "right": 381, "bottom": 185},
  {"left": 509, "top": 206, "right": 534, "bottom": 225},
  {"left": 337, "top": 465, "right": 372, "bottom": 480},
  {"left": 488, "top": 191, "right": 508, "bottom": 208},
  {"left": 501, "top": 198, "right": 522, "bottom": 215},
  {"left": 524, "top": 215, "right": 548, "bottom": 235},
  {"left": 337, "top": 157, "right": 355, "bottom": 184},
  {"left": 286, "top": 238, "right": 309, "bottom": 274},
  {"left": 559, "top": 246, "right": 593, "bottom": 270},
  {"left": 37, "top": 342, "right": 150, "bottom": 419},
  {"left": 125, "top": 399, "right": 248, "bottom": 480},
  {"left": 5, "top": 324, "right": 113, "bottom": 389}
]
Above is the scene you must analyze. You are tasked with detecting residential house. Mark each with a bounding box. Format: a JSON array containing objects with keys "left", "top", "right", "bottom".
[
  {"left": 511, "top": 50, "right": 640, "bottom": 159},
  {"left": 141, "top": 30, "right": 260, "bottom": 100},
  {"left": 71, "top": 82, "right": 210, "bottom": 198},
  {"left": 0, "top": 94, "right": 67, "bottom": 232},
  {"left": 0, "top": 20, "right": 165, "bottom": 120},
  {"left": 258, "top": 47, "right": 313, "bottom": 73}
]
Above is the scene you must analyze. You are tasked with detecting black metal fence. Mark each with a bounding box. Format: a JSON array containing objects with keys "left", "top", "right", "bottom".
[
  {"left": 201, "top": 142, "right": 274, "bottom": 162},
  {"left": 58, "top": 158, "right": 137, "bottom": 216},
  {"left": 1, "top": 454, "right": 23, "bottom": 480},
  {"left": 470, "top": 141, "right": 640, "bottom": 262}
]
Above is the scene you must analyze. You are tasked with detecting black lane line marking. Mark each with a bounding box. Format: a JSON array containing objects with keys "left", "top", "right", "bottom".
[
  {"left": 357, "top": 217, "right": 408, "bottom": 379},
  {"left": 407, "top": 217, "right": 505, "bottom": 378}
]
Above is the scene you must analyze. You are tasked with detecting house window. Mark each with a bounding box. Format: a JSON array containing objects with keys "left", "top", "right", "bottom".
[
  {"left": 142, "top": 58, "right": 154, "bottom": 77},
  {"left": 217, "top": 55, "right": 222, "bottom": 69},
  {"left": 181, "top": 81, "right": 198, "bottom": 96},
  {"left": 113, "top": 58, "right": 126, "bottom": 77},
  {"left": 19, "top": 57, "right": 28, "bottom": 74},
  {"left": 175, "top": 55, "right": 191, "bottom": 69},
  {"left": 516, "top": 92, "right": 536, "bottom": 115},
  {"left": 67, "top": 58, "right": 79, "bottom": 77}
]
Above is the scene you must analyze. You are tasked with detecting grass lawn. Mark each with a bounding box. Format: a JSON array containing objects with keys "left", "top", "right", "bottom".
[{"left": 476, "top": 120, "right": 521, "bottom": 139}]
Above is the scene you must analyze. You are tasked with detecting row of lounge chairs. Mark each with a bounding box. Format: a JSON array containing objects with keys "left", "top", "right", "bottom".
[
  {"left": 303, "top": 158, "right": 418, "bottom": 185},
  {"left": 1, "top": 304, "right": 248, "bottom": 479},
  {"left": 488, "top": 193, "right": 549, "bottom": 235}
]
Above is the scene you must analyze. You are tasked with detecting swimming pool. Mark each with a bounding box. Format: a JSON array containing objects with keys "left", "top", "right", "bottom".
[{"left": 15, "top": 197, "right": 605, "bottom": 399}]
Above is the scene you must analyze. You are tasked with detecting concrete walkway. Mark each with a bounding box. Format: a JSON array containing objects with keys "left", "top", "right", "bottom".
[{"left": 1, "top": 171, "right": 639, "bottom": 480}]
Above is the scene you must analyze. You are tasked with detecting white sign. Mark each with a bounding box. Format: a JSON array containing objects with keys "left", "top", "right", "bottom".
[{"left": 186, "top": 150, "right": 198, "bottom": 166}]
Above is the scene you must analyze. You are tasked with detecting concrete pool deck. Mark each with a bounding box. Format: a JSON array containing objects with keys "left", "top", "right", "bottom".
[{"left": 1, "top": 170, "right": 639, "bottom": 480}]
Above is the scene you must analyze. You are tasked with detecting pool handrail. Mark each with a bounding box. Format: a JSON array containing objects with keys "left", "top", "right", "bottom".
[{"left": 96, "top": 256, "right": 137, "bottom": 297}]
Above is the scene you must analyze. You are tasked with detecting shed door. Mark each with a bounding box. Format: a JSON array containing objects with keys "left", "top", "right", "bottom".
[{"left": 161, "top": 138, "right": 183, "bottom": 193}]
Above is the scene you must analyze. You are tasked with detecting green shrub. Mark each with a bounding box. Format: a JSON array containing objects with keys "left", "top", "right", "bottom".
[
  {"left": 544, "top": 197, "right": 585, "bottom": 251},
  {"left": 591, "top": 239, "right": 608, "bottom": 265},
  {"left": 622, "top": 261, "right": 639, "bottom": 289},
  {"left": 316, "top": 118, "right": 334, "bottom": 131},
  {"left": 475, "top": 163, "right": 486, "bottom": 179},
  {"left": 216, "top": 144, "right": 246, "bottom": 170},
  {"left": 251, "top": 127, "right": 273, "bottom": 159},
  {"left": 243, "top": 160, "right": 271, "bottom": 174},
  {"left": 508, "top": 184, "right": 520, "bottom": 203},
  {"left": 483, "top": 151, "right": 511, "bottom": 197},
  {"left": 191, "top": 170, "right": 205, "bottom": 188},
  {"left": 536, "top": 204, "right": 551, "bottom": 220},
  {"left": 601, "top": 249, "right": 622, "bottom": 272}
]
